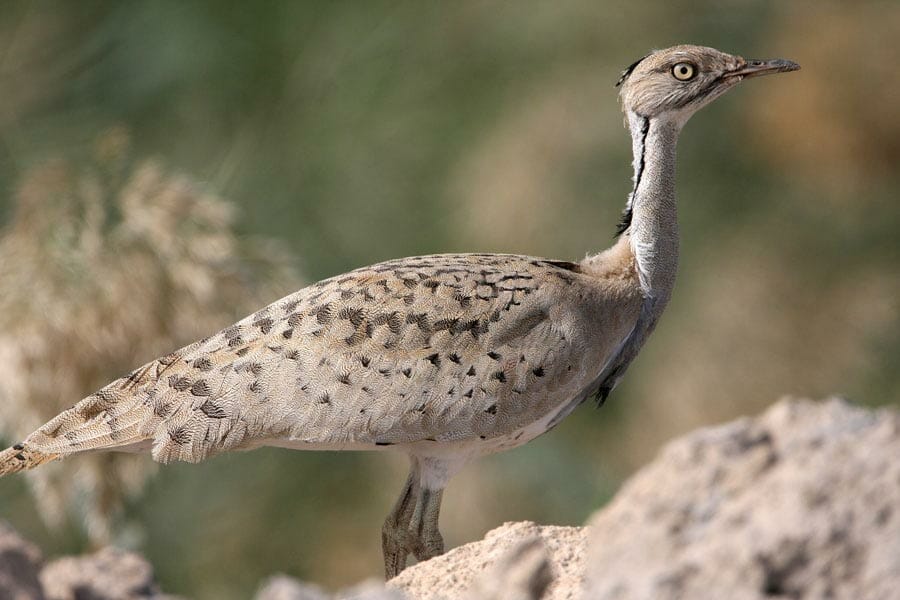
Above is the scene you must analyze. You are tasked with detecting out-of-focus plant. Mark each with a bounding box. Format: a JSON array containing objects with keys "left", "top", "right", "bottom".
[{"left": 0, "top": 127, "right": 300, "bottom": 544}]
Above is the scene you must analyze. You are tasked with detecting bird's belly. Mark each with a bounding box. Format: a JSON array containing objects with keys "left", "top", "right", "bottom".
[
  {"left": 401, "top": 390, "right": 585, "bottom": 462},
  {"left": 481, "top": 395, "right": 580, "bottom": 453},
  {"left": 262, "top": 387, "right": 580, "bottom": 455}
]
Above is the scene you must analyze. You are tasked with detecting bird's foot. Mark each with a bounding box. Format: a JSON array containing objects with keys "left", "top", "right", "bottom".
[
  {"left": 382, "top": 524, "right": 445, "bottom": 579},
  {"left": 410, "top": 528, "right": 444, "bottom": 563},
  {"left": 382, "top": 525, "right": 411, "bottom": 579}
]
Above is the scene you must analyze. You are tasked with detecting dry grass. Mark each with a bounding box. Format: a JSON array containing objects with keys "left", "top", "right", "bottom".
[{"left": 0, "top": 128, "right": 300, "bottom": 544}]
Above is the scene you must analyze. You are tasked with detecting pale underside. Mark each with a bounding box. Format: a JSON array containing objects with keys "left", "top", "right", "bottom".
[{"left": 20, "top": 246, "right": 642, "bottom": 470}]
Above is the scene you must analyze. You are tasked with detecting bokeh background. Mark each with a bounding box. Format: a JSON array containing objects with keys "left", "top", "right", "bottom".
[{"left": 0, "top": 1, "right": 897, "bottom": 598}]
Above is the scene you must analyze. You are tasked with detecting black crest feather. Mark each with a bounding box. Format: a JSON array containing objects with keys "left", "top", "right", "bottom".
[
  {"left": 615, "top": 207, "right": 633, "bottom": 236},
  {"left": 616, "top": 54, "right": 650, "bottom": 87}
]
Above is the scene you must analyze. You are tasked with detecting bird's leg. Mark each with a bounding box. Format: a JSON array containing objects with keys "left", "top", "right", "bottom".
[
  {"left": 382, "top": 457, "right": 421, "bottom": 579},
  {"left": 382, "top": 456, "right": 455, "bottom": 578},
  {"left": 408, "top": 486, "right": 444, "bottom": 562}
]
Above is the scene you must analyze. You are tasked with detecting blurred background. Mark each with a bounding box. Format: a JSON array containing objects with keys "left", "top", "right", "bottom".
[{"left": 0, "top": 1, "right": 897, "bottom": 598}]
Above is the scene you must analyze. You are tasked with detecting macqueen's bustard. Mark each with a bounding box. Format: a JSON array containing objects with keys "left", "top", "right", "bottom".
[{"left": 0, "top": 45, "right": 798, "bottom": 578}]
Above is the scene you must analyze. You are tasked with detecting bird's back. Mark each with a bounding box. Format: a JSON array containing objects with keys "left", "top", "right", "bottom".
[{"left": 2, "top": 248, "right": 642, "bottom": 472}]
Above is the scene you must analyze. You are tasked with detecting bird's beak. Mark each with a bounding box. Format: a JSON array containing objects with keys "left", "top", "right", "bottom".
[{"left": 726, "top": 58, "right": 801, "bottom": 80}]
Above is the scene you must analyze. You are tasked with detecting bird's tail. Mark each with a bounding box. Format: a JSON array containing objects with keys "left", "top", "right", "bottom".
[
  {"left": 0, "top": 444, "right": 59, "bottom": 476},
  {"left": 0, "top": 358, "right": 167, "bottom": 478}
]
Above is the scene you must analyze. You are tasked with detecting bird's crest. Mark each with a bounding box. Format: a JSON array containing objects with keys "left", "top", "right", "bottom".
[{"left": 616, "top": 54, "right": 650, "bottom": 87}]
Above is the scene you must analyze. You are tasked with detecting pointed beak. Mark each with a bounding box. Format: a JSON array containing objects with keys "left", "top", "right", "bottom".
[{"left": 726, "top": 58, "right": 800, "bottom": 80}]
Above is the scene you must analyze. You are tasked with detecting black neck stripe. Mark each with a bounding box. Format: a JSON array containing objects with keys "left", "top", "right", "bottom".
[{"left": 615, "top": 116, "right": 650, "bottom": 236}]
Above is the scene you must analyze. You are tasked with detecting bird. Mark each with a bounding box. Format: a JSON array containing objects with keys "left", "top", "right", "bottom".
[{"left": 0, "top": 45, "right": 798, "bottom": 578}]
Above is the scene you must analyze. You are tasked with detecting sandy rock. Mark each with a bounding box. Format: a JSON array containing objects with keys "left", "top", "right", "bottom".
[
  {"left": 336, "top": 579, "right": 408, "bottom": 600},
  {"left": 40, "top": 547, "right": 177, "bottom": 600},
  {"left": 585, "top": 397, "right": 900, "bottom": 600},
  {"left": 5, "top": 397, "right": 898, "bottom": 600},
  {"left": 0, "top": 521, "right": 45, "bottom": 600},
  {"left": 254, "top": 575, "right": 330, "bottom": 600},
  {"left": 254, "top": 575, "right": 405, "bottom": 600},
  {"left": 463, "top": 536, "right": 554, "bottom": 600},
  {"left": 388, "top": 521, "right": 585, "bottom": 600}
]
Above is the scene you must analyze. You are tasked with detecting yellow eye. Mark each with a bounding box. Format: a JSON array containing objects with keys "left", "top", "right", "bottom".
[{"left": 672, "top": 62, "right": 696, "bottom": 81}]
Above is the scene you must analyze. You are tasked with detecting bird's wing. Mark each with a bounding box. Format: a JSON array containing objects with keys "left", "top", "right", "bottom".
[{"left": 4, "top": 253, "right": 638, "bottom": 470}]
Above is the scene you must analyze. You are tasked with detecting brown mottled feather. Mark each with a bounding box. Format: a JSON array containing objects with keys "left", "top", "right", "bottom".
[
  {"left": 0, "top": 446, "right": 59, "bottom": 476},
  {"left": 1, "top": 246, "right": 641, "bottom": 470}
]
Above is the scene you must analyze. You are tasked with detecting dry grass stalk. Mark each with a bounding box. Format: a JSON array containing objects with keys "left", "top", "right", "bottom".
[{"left": 0, "top": 128, "right": 300, "bottom": 543}]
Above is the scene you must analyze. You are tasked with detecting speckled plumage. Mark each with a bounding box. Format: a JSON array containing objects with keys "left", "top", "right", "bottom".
[
  {"left": 1, "top": 248, "right": 640, "bottom": 470},
  {"left": 0, "top": 44, "right": 799, "bottom": 578}
]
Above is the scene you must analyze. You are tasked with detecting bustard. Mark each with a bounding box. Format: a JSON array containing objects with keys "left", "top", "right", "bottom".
[{"left": 0, "top": 45, "right": 798, "bottom": 578}]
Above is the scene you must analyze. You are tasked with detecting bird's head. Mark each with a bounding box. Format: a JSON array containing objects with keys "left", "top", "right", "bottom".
[{"left": 617, "top": 45, "right": 799, "bottom": 125}]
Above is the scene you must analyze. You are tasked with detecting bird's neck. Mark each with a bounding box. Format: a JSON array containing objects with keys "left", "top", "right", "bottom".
[
  {"left": 622, "top": 110, "right": 681, "bottom": 309},
  {"left": 575, "top": 110, "right": 684, "bottom": 403}
]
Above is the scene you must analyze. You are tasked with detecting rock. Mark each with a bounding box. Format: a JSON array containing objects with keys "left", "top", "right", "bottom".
[
  {"left": 40, "top": 547, "right": 177, "bottom": 600},
  {"left": 254, "top": 575, "right": 329, "bottom": 600},
  {"left": 0, "top": 521, "right": 45, "bottom": 600},
  {"left": 463, "top": 536, "right": 554, "bottom": 600},
  {"left": 584, "top": 397, "right": 900, "bottom": 600},
  {"left": 388, "top": 521, "right": 585, "bottom": 600},
  {"left": 335, "top": 580, "right": 407, "bottom": 600},
  {"left": 254, "top": 575, "right": 405, "bottom": 600},
  {"left": 5, "top": 397, "right": 897, "bottom": 600}
]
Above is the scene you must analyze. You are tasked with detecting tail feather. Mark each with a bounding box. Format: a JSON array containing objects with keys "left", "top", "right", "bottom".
[
  {"left": 0, "top": 395, "right": 151, "bottom": 478},
  {"left": 0, "top": 444, "right": 60, "bottom": 476},
  {"left": 30, "top": 397, "right": 152, "bottom": 456},
  {"left": 0, "top": 347, "right": 263, "bottom": 477},
  {"left": 0, "top": 359, "right": 166, "bottom": 478}
]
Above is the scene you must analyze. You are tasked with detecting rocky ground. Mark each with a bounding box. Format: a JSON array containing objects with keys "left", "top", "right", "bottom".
[{"left": 2, "top": 397, "right": 898, "bottom": 600}]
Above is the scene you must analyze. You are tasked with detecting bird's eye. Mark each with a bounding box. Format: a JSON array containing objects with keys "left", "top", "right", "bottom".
[{"left": 672, "top": 63, "right": 696, "bottom": 81}]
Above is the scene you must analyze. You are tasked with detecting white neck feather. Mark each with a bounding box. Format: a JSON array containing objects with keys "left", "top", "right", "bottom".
[{"left": 626, "top": 110, "right": 681, "bottom": 307}]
